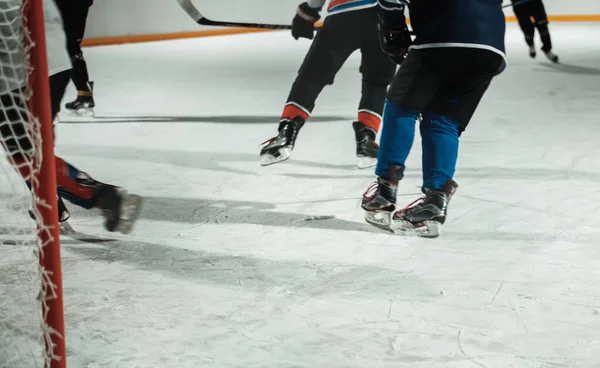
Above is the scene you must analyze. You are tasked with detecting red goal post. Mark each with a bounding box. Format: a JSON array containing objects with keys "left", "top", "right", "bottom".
[{"left": 1, "top": 0, "right": 66, "bottom": 366}]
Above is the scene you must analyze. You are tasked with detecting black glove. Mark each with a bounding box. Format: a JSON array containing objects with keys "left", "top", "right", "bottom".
[
  {"left": 377, "top": 13, "right": 412, "bottom": 65},
  {"left": 292, "top": 2, "right": 321, "bottom": 40}
]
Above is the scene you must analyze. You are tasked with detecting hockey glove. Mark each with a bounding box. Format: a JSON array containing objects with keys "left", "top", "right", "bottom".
[
  {"left": 292, "top": 2, "right": 321, "bottom": 40},
  {"left": 377, "top": 13, "right": 412, "bottom": 65}
]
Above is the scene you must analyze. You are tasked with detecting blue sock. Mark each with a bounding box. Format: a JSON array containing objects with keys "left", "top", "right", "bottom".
[
  {"left": 375, "top": 100, "right": 419, "bottom": 179},
  {"left": 420, "top": 112, "right": 460, "bottom": 192}
]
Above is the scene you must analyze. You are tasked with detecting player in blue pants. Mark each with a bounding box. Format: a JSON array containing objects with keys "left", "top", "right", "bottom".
[{"left": 361, "top": 0, "right": 507, "bottom": 237}]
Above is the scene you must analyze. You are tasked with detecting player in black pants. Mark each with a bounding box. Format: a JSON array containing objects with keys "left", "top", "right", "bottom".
[
  {"left": 260, "top": 2, "right": 397, "bottom": 169},
  {"left": 55, "top": 0, "right": 96, "bottom": 115},
  {"left": 511, "top": 0, "right": 559, "bottom": 63}
]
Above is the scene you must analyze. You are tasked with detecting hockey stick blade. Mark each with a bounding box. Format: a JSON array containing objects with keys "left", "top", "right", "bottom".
[{"left": 177, "top": 0, "right": 293, "bottom": 30}]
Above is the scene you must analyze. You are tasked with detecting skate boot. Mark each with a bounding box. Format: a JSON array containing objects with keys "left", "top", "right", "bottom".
[
  {"left": 361, "top": 166, "right": 404, "bottom": 229},
  {"left": 65, "top": 81, "right": 95, "bottom": 116},
  {"left": 391, "top": 179, "right": 458, "bottom": 238},
  {"left": 57, "top": 196, "right": 75, "bottom": 234},
  {"left": 544, "top": 50, "right": 559, "bottom": 64},
  {"left": 28, "top": 196, "right": 75, "bottom": 234},
  {"left": 528, "top": 44, "right": 536, "bottom": 58},
  {"left": 93, "top": 185, "right": 143, "bottom": 234},
  {"left": 260, "top": 116, "right": 305, "bottom": 166},
  {"left": 353, "top": 121, "right": 378, "bottom": 169}
]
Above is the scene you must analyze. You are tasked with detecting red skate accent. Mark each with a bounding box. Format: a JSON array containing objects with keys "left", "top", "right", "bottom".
[{"left": 281, "top": 102, "right": 310, "bottom": 121}]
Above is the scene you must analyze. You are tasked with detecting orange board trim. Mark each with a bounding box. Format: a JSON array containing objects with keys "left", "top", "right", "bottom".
[{"left": 82, "top": 14, "right": 600, "bottom": 47}]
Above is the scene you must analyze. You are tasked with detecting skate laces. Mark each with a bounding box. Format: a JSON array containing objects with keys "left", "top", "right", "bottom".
[
  {"left": 395, "top": 196, "right": 425, "bottom": 217},
  {"left": 362, "top": 182, "right": 380, "bottom": 201},
  {"left": 260, "top": 136, "right": 278, "bottom": 146}
]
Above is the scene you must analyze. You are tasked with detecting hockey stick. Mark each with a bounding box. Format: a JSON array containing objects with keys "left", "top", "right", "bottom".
[
  {"left": 178, "top": 0, "right": 529, "bottom": 33},
  {"left": 177, "top": 0, "right": 294, "bottom": 30}
]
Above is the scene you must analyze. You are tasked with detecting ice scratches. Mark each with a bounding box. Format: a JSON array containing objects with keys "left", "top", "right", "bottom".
[
  {"left": 484, "top": 280, "right": 504, "bottom": 310},
  {"left": 457, "top": 328, "right": 488, "bottom": 368},
  {"left": 64, "top": 237, "right": 435, "bottom": 300},
  {"left": 67, "top": 195, "right": 385, "bottom": 234}
]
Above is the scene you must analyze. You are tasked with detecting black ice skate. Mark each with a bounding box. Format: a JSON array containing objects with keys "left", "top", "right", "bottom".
[
  {"left": 361, "top": 166, "right": 404, "bottom": 229},
  {"left": 65, "top": 81, "right": 95, "bottom": 116},
  {"left": 29, "top": 196, "right": 75, "bottom": 235},
  {"left": 391, "top": 179, "right": 458, "bottom": 238},
  {"left": 260, "top": 116, "right": 305, "bottom": 166},
  {"left": 528, "top": 45, "right": 536, "bottom": 58},
  {"left": 94, "top": 185, "right": 143, "bottom": 234},
  {"left": 544, "top": 50, "right": 559, "bottom": 64},
  {"left": 353, "top": 121, "right": 378, "bottom": 169}
]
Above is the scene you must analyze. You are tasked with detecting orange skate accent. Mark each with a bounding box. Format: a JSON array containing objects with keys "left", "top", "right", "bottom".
[
  {"left": 358, "top": 110, "right": 382, "bottom": 132},
  {"left": 281, "top": 102, "right": 310, "bottom": 121}
]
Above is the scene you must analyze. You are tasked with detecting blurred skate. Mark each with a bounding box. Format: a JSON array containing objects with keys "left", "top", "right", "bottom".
[
  {"left": 95, "top": 185, "right": 143, "bottom": 234},
  {"left": 353, "top": 121, "right": 378, "bottom": 169},
  {"left": 260, "top": 116, "right": 305, "bottom": 166}
]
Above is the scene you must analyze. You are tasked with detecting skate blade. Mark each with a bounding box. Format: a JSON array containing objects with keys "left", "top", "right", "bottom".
[
  {"left": 260, "top": 147, "right": 292, "bottom": 166},
  {"left": 66, "top": 107, "right": 95, "bottom": 117},
  {"left": 364, "top": 210, "right": 392, "bottom": 230},
  {"left": 391, "top": 219, "right": 442, "bottom": 238},
  {"left": 357, "top": 156, "right": 377, "bottom": 170},
  {"left": 60, "top": 221, "right": 76, "bottom": 235},
  {"left": 116, "top": 194, "right": 143, "bottom": 234}
]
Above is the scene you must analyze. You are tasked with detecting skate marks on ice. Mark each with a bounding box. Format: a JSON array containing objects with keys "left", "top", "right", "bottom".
[
  {"left": 58, "top": 145, "right": 364, "bottom": 176},
  {"left": 57, "top": 115, "right": 350, "bottom": 125},
  {"left": 57, "top": 144, "right": 600, "bottom": 181},
  {"left": 60, "top": 234, "right": 600, "bottom": 367},
  {"left": 67, "top": 195, "right": 384, "bottom": 234}
]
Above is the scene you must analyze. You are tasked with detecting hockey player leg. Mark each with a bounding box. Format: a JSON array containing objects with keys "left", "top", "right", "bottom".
[
  {"left": 513, "top": 5, "right": 537, "bottom": 58},
  {"left": 260, "top": 77, "right": 321, "bottom": 166},
  {"left": 260, "top": 11, "right": 362, "bottom": 166},
  {"left": 362, "top": 101, "right": 417, "bottom": 229},
  {"left": 391, "top": 113, "right": 459, "bottom": 238},
  {"left": 54, "top": 156, "right": 142, "bottom": 234},
  {"left": 354, "top": 82, "right": 385, "bottom": 170},
  {"left": 59, "top": 1, "right": 95, "bottom": 116},
  {"left": 354, "top": 8, "right": 398, "bottom": 169},
  {"left": 530, "top": 0, "right": 558, "bottom": 62}
]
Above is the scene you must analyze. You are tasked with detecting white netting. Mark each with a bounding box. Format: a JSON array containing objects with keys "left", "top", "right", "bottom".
[{"left": 0, "top": 0, "right": 64, "bottom": 367}]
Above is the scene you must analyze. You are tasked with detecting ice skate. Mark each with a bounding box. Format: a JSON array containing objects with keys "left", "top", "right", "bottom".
[
  {"left": 65, "top": 81, "right": 95, "bottom": 116},
  {"left": 544, "top": 50, "right": 559, "bottom": 64},
  {"left": 361, "top": 166, "right": 404, "bottom": 230},
  {"left": 260, "top": 117, "right": 305, "bottom": 166},
  {"left": 353, "top": 121, "right": 378, "bottom": 169},
  {"left": 528, "top": 44, "right": 536, "bottom": 58},
  {"left": 29, "top": 196, "right": 75, "bottom": 235},
  {"left": 57, "top": 196, "right": 76, "bottom": 235},
  {"left": 95, "top": 185, "right": 143, "bottom": 234},
  {"left": 391, "top": 179, "right": 458, "bottom": 238}
]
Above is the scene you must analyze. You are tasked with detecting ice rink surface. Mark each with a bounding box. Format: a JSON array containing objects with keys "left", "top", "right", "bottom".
[{"left": 2, "top": 23, "right": 600, "bottom": 367}]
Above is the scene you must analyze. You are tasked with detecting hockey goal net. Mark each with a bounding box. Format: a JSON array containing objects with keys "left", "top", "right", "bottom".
[{"left": 0, "top": 0, "right": 66, "bottom": 367}]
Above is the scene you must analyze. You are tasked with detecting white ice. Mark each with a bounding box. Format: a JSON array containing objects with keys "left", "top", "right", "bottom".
[{"left": 2, "top": 22, "right": 600, "bottom": 367}]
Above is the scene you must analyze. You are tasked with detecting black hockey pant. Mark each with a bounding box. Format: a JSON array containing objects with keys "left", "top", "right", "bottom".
[
  {"left": 512, "top": 0, "right": 553, "bottom": 52},
  {"left": 55, "top": 0, "right": 93, "bottom": 92},
  {"left": 283, "top": 7, "right": 397, "bottom": 133}
]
